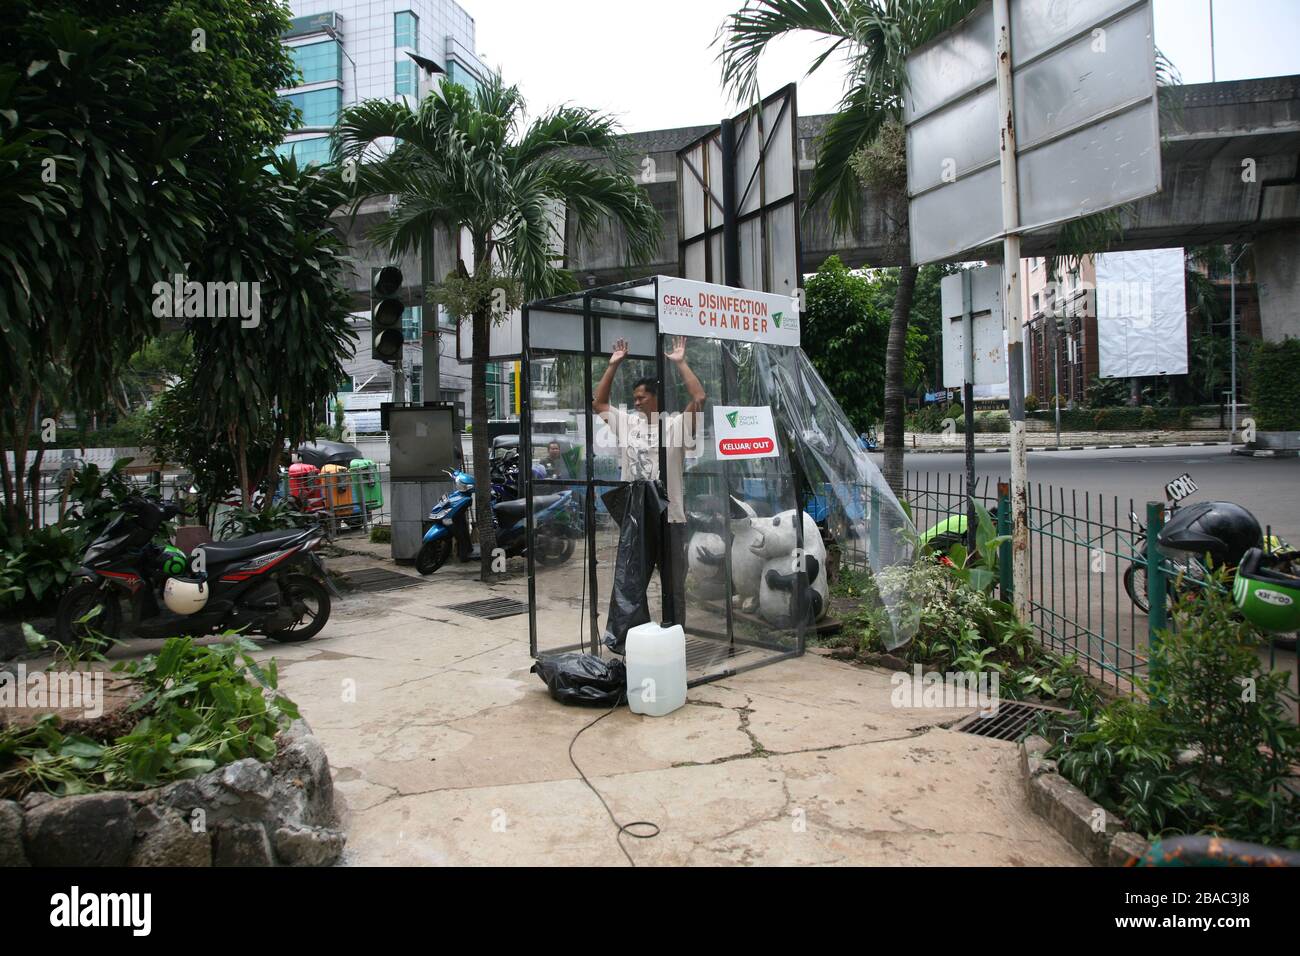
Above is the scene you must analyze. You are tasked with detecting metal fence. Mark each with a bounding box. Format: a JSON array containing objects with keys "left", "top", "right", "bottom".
[{"left": 902, "top": 471, "right": 1299, "bottom": 713}]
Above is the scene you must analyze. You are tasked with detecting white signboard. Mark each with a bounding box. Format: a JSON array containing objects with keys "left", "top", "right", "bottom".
[
  {"left": 658, "top": 277, "right": 800, "bottom": 347},
  {"left": 712, "top": 405, "right": 781, "bottom": 459},
  {"left": 940, "top": 266, "right": 1007, "bottom": 390},
  {"left": 904, "top": 0, "right": 1161, "bottom": 264},
  {"left": 1095, "top": 247, "right": 1188, "bottom": 378}
]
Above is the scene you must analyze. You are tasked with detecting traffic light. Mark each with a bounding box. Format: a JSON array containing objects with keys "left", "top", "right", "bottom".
[{"left": 371, "top": 266, "right": 404, "bottom": 364}]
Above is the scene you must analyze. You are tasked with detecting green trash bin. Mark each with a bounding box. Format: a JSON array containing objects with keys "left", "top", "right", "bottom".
[{"left": 350, "top": 458, "right": 383, "bottom": 513}]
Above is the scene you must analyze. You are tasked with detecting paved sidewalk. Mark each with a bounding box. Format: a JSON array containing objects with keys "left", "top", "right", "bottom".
[{"left": 256, "top": 549, "right": 1085, "bottom": 867}]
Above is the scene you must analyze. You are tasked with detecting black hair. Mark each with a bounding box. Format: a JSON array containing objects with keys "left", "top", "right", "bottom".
[{"left": 632, "top": 377, "right": 658, "bottom": 398}]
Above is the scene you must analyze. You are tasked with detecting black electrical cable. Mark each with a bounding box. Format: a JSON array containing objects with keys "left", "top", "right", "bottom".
[
  {"left": 567, "top": 694, "right": 661, "bottom": 867},
  {"left": 566, "top": 506, "right": 659, "bottom": 866}
]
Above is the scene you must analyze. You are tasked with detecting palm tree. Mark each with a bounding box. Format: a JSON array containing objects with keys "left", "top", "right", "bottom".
[
  {"left": 335, "top": 76, "right": 660, "bottom": 580},
  {"left": 717, "top": 0, "right": 983, "bottom": 493}
]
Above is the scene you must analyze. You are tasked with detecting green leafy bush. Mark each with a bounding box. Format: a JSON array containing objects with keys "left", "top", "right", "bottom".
[
  {"left": 1139, "top": 405, "right": 1159, "bottom": 429},
  {"left": 853, "top": 553, "right": 1092, "bottom": 709},
  {"left": 0, "top": 635, "right": 300, "bottom": 797},
  {"left": 1024, "top": 394, "right": 1040, "bottom": 413},
  {"left": 370, "top": 525, "right": 392, "bottom": 544},
  {"left": 0, "top": 523, "right": 82, "bottom": 612},
  {"left": 906, "top": 402, "right": 962, "bottom": 434},
  {"left": 1049, "top": 578, "right": 1300, "bottom": 847},
  {"left": 216, "top": 500, "right": 316, "bottom": 540},
  {"left": 60, "top": 458, "right": 138, "bottom": 545},
  {"left": 1249, "top": 338, "right": 1300, "bottom": 431}
]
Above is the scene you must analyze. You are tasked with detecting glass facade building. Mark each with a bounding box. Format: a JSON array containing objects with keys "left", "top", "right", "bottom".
[{"left": 276, "top": 2, "right": 495, "bottom": 418}]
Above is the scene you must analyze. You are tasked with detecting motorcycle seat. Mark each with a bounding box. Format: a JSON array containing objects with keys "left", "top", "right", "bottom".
[
  {"left": 495, "top": 494, "right": 566, "bottom": 524},
  {"left": 203, "top": 529, "right": 313, "bottom": 566}
]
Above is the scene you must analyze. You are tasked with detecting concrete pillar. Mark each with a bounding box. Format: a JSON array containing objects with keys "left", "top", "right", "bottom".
[{"left": 1255, "top": 226, "right": 1300, "bottom": 342}]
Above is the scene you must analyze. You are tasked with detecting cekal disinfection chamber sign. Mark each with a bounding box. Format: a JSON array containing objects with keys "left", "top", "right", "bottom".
[{"left": 517, "top": 275, "right": 915, "bottom": 686}]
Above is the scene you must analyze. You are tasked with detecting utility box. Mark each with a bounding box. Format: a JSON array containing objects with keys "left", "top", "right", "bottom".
[{"left": 387, "top": 404, "right": 459, "bottom": 563}]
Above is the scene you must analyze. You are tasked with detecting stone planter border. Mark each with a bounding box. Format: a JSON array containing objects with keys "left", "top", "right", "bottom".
[
  {"left": 1019, "top": 735, "right": 1151, "bottom": 867},
  {"left": 1, "top": 719, "right": 344, "bottom": 867}
]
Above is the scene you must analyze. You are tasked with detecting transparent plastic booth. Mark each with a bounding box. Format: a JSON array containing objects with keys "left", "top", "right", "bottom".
[{"left": 520, "top": 276, "right": 916, "bottom": 686}]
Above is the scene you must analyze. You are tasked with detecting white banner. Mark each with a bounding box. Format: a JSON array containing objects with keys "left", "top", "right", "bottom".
[
  {"left": 1096, "top": 247, "right": 1188, "bottom": 379},
  {"left": 657, "top": 276, "right": 800, "bottom": 347},
  {"left": 712, "top": 405, "right": 781, "bottom": 459}
]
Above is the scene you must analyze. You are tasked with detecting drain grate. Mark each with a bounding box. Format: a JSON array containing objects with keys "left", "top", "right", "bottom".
[
  {"left": 342, "top": 568, "right": 429, "bottom": 593},
  {"left": 442, "top": 596, "right": 529, "bottom": 620},
  {"left": 684, "top": 636, "right": 765, "bottom": 672},
  {"left": 952, "top": 699, "right": 1073, "bottom": 742}
]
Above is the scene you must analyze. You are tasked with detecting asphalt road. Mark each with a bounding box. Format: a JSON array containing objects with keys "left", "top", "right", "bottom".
[{"left": 887, "top": 445, "right": 1300, "bottom": 545}]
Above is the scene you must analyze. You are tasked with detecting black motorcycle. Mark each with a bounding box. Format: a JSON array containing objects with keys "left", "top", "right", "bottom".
[{"left": 56, "top": 496, "right": 336, "bottom": 646}]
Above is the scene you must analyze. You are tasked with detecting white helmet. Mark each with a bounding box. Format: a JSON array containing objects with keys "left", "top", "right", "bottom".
[{"left": 163, "top": 576, "right": 209, "bottom": 615}]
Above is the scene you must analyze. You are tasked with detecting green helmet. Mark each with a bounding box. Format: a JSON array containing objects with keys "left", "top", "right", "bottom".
[
  {"left": 160, "top": 544, "right": 190, "bottom": 577},
  {"left": 1233, "top": 548, "right": 1300, "bottom": 634}
]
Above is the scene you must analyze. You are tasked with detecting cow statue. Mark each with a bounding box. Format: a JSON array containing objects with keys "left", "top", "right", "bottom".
[
  {"left": 751, "top": 509, "right": 829, "bottom": 628},
  {"left": 685, "top": 497, "right": 765, "bottom": 610}
]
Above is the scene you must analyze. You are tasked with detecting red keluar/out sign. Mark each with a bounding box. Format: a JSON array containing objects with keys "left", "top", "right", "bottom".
[{"left": 719, "top": 437, "right": 775, "bottom": 456}]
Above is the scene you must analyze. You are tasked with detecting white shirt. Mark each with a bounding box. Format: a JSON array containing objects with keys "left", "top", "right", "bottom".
[{"left": 600, "top": 406, "right": 689, "bottom": 523}]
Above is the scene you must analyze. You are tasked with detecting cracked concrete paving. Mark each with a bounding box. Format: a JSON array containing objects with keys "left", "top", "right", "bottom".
[{"left": 255, "top": 547, "right": 1086, "bottom": 866}]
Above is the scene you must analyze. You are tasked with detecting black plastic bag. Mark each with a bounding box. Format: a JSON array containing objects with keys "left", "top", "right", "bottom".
[
  {"left": 531, "top": 653, "right": 627, "bottom": 707},
  {"left": 601, "top": 479, "right": 673, "bottom": 654}
]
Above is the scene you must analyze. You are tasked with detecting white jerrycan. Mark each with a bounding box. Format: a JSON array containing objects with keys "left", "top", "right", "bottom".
[{"left": 624, "top": 622, "right": 687, "bottom": 716}]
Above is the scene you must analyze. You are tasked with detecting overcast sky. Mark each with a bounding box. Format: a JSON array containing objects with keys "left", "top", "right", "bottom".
[{"left": 459, "top": 0, "right": 1300, "bottom": 132}]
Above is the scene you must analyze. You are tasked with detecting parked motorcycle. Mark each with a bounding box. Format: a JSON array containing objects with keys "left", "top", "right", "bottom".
[
  {"left": 414, "top": 469, "right": 580, "bottom": 575},
  {"left": 56, "top": 495, "right": 335, "bottom": 646},
  {"left": 1121, "top": 477, "right": 1296, "bottom": 649}
]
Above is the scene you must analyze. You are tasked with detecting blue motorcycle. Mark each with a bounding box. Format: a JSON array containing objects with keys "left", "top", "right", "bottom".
[{"left": 414, "top": 469, "right": 581, "bottom": 575}]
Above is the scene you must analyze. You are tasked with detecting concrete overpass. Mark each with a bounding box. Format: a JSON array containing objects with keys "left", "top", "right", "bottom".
[{"left": 570, "top": 75, "right": 1300, "bottom": 340}]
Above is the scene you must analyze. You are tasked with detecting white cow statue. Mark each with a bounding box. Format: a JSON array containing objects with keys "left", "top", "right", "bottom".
[{"left": 752, "top": 509, "right": 829, "bottom": 628}]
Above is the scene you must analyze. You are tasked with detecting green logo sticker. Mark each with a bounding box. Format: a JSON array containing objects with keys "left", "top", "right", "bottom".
[
  {"left": 773, "top": 312, "right": 783, "bottom": 327},
  {"left": 725, "top": 410, "right": 740, "bottom": 428}
]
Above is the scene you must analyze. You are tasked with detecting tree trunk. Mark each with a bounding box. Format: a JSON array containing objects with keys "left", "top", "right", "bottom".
[
  {"left": 233, "top": 424, "right": 251, "bottom": 510},
  {"left": 470, "top": 308, "right": 497, "bottom": 581},
  {"left": 0, "top": 434, "right": 14, "bottom": 530},
  {"left": 29, "top": 446, "right": 45, "bottom": 530},
  {"left": 882, "top": 264, "right": 918, "bottom": 496}
]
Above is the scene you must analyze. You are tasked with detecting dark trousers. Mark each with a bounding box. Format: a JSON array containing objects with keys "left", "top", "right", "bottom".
[{"left": 667, "top": 521, "right": 687, "bottom": 630}]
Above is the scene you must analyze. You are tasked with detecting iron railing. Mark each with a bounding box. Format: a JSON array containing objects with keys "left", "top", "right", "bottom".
[{"left": 902, "top": 471, "right": 1299, "bottom": 716}]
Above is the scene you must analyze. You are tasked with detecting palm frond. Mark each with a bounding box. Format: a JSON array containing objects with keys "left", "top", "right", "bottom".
[
  {"left": 512, "top": 106, "right": 629, "bottom": 172},
  {"left": 715, "top": 0, "right": 859, "bottom": 106}
]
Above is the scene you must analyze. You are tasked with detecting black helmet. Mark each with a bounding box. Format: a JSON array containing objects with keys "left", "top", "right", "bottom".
[{"left": 1157, "top": 501, "right": 1262, "bottom": 568}]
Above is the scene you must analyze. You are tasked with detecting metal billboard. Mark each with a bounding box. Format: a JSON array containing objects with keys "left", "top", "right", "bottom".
[
  {"left": 941, "top": 265, "right": 1008, "bottom": 396},
  {"left": 904, "top": 0, "right": 1161, "bottom": 264},
  {"left": 677, "top": 84, "right": 802, "bottom": 298}
]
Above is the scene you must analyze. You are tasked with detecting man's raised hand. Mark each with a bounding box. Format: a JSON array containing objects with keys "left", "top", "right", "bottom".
[
  {"left": 610, "top": 337, "right": 630, "bottom": 365},
  {"left": 664, "top": 335, "right": 687, "bottom": 363}
]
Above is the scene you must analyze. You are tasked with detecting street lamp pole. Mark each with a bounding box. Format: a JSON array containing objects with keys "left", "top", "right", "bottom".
[
  {"left": 1229, "top": 244, "right": 1247, "bottom": 442},
  {"left": 322, "top": 24, "right": 359, "bottom": 106}
]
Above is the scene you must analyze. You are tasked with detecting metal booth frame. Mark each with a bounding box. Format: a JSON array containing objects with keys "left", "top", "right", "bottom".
[{"left": 518, "top": 276, "right": 811, "bottom": 687}]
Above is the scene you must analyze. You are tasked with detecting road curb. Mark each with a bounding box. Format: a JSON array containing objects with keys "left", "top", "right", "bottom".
[
  {"left": 901, "top": 441, "right": 1232, "bottom": 455},
  {"left": 1020, "top": 736, "right": 1150, "bottom": 867}
]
